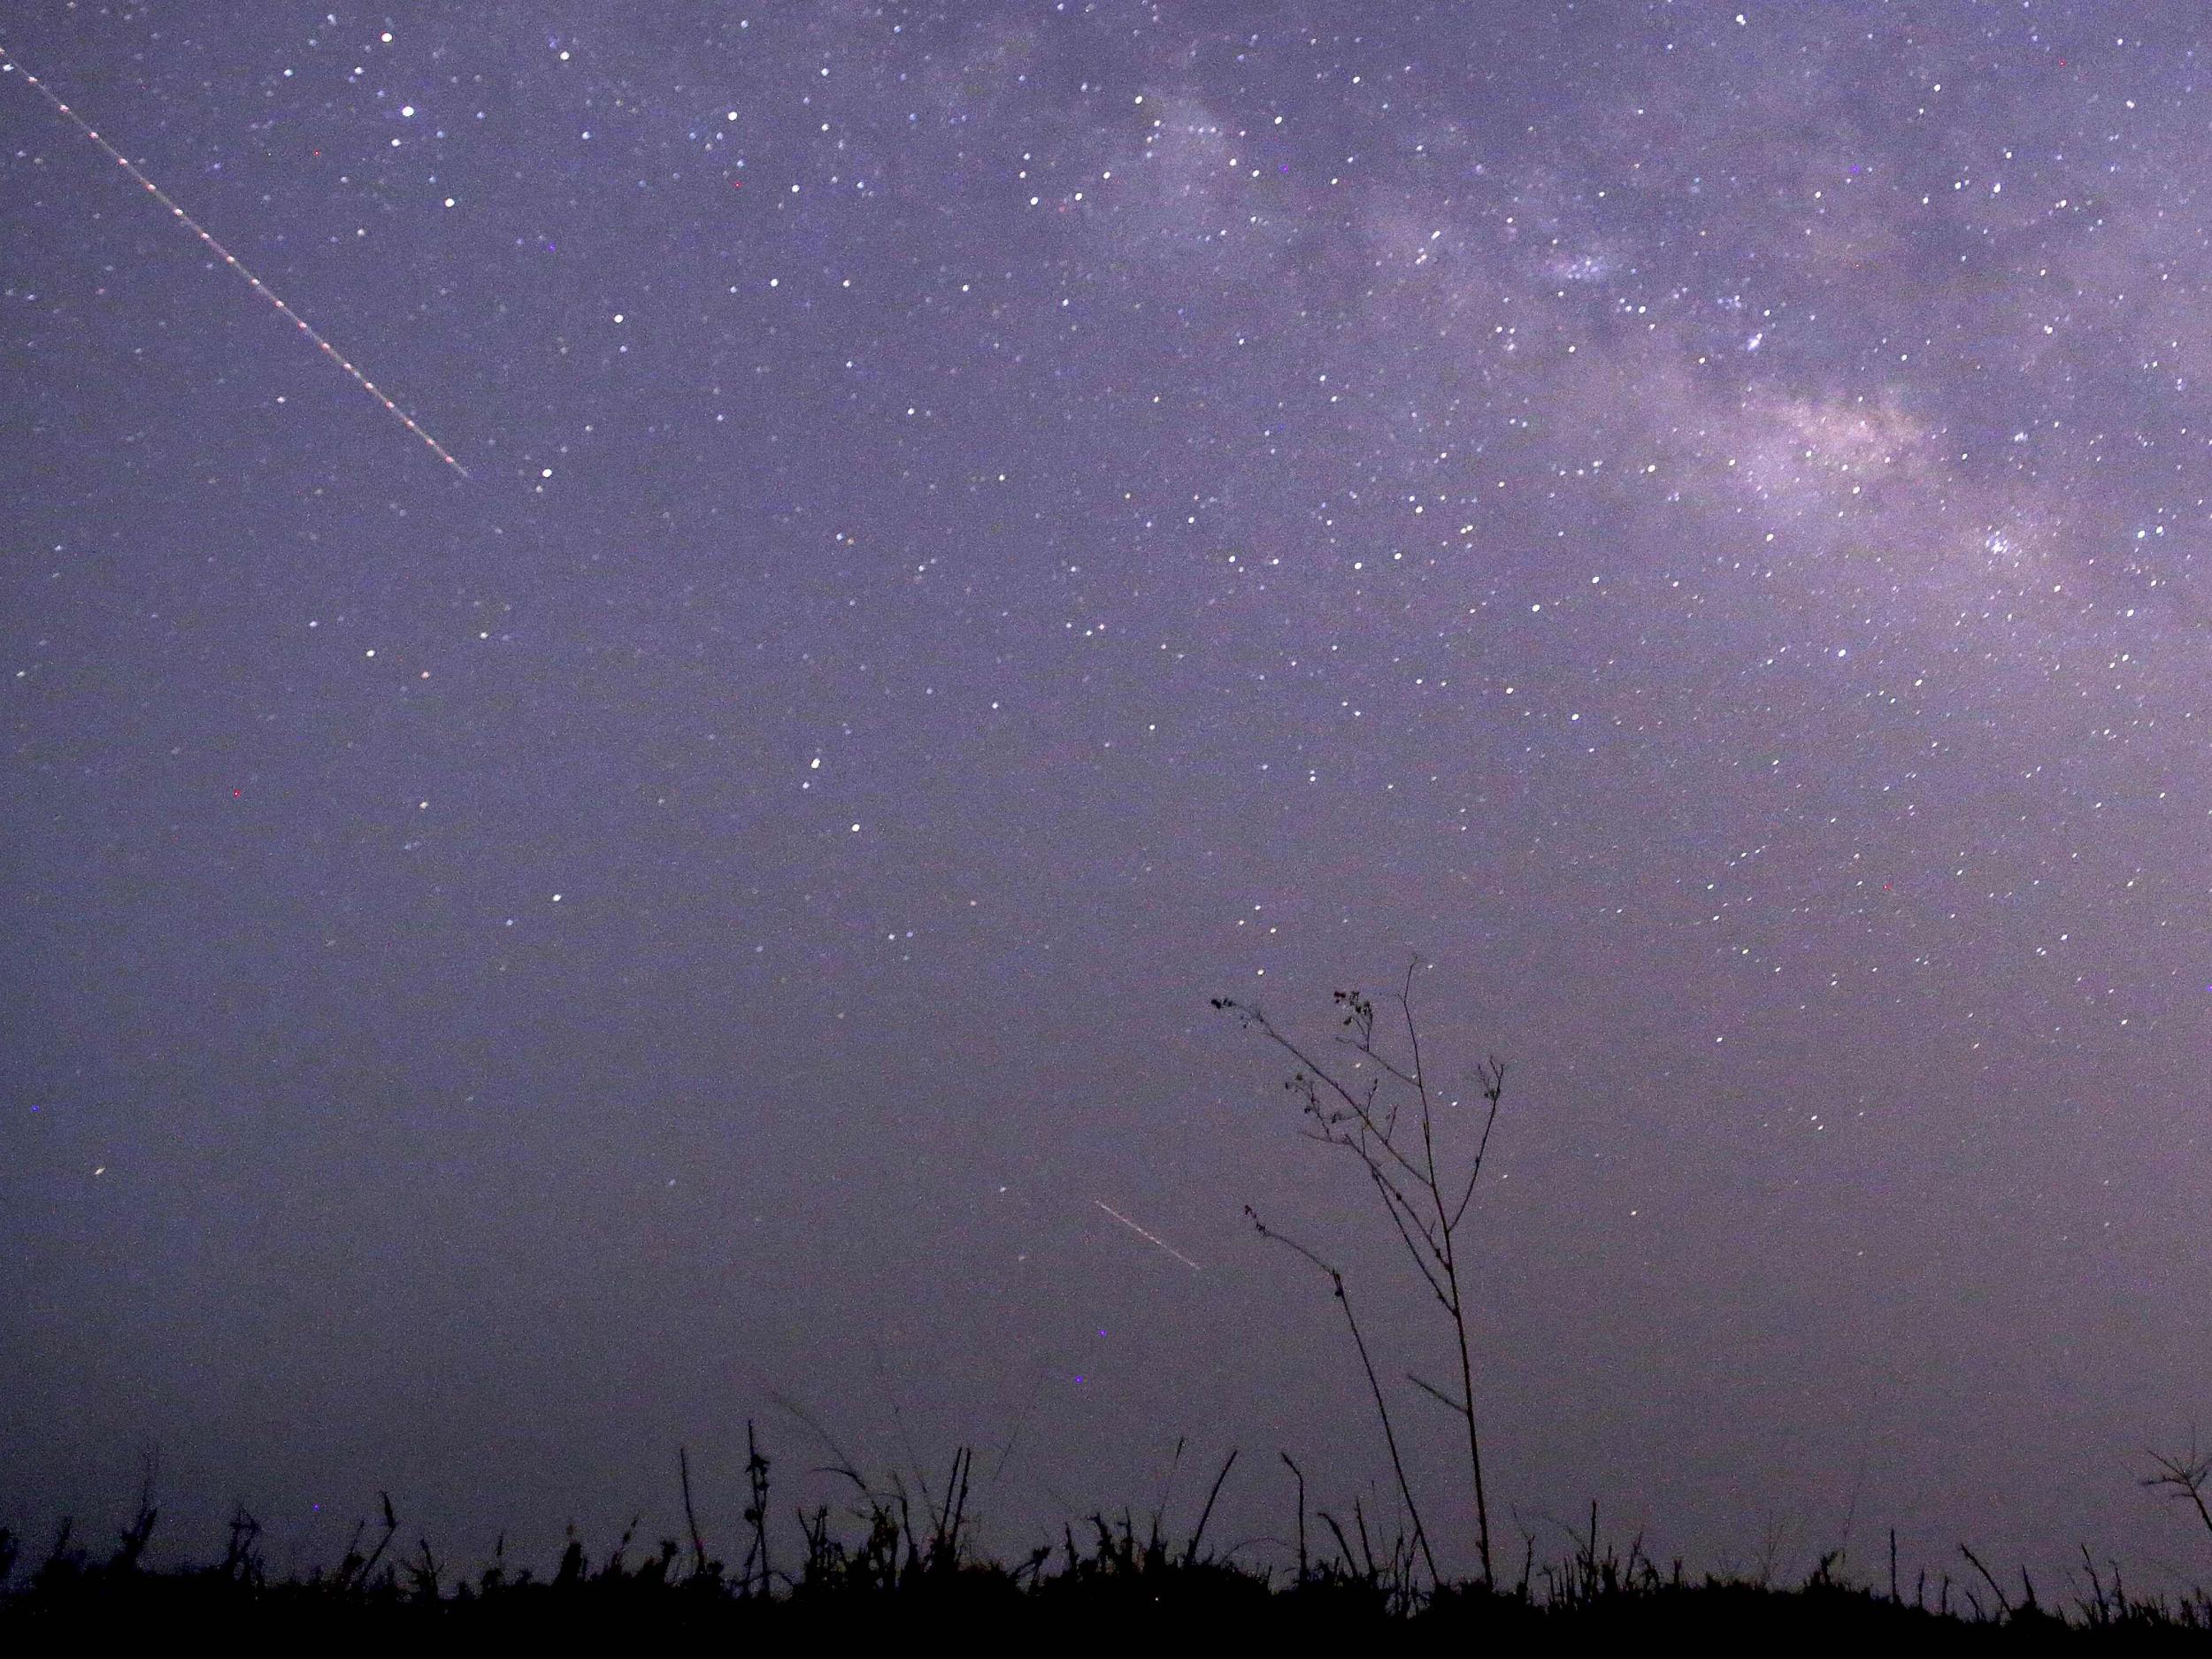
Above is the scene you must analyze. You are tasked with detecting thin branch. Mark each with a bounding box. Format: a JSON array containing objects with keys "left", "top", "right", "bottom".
[
  {"left": 1183, "top": 1449, "right": 1240, "bottom": 1567},
  {"left": 1406, "top": 1371, "right": 1469, "bottom": 1417},
  {"left": 1959, "top": 1543, "right": 2012, "bottom": 1616},
  {"left": 1449, "top": 1062, "right": 1508, "bottom": 1230},
  {"left": 1245, "top": 1207, "right": 1440, "bottom": 1589},
  {"left": 1366, "top": 1164, "right": 1452, "bottom": 1308},
  {"left": 1280, "top": 1452, "right": 1309, "bottom": 1581},
  {"left": 679, "top": 1446, "right": 708, "bottom": 1579},
  {"left": 2143, "top": 1441, "right": 2212, "bottom": 1542},
  {"left": 1333, "top": 1033, "right": 1426, "bottom": 1098},
  {"left": 1397, "top": 959, "right": 1440, "bottom": 1198},
  {"left": 1219, "top": 1001, "right": 1433, "bottom": 1188},
  {"left": 1318, "top": 1510, "right": 1359, "bottom": 1579}
]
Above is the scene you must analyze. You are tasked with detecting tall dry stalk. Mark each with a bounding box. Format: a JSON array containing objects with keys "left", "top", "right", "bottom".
[{"left": 1217, "top": 959, "right": 1508, "bottom": 1587}]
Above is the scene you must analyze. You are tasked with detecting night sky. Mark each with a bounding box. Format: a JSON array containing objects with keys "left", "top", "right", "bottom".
[{"left": 4, "top": 2, "right": 2207, "bottom": 1590}]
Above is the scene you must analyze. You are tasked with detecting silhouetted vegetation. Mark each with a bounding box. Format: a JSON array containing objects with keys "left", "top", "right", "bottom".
[
  {"left": 1217, "top": 961, "right": 1509, "bottom": 1587},
  {"left": 5, "top": 1432, "right": 2211, "bottom": 1640},
  {"left": 12, "top": 980, "right": 2209, "bottom": 1641}
]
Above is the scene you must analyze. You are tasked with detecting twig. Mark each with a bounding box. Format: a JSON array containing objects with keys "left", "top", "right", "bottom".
[
  {"left": 679, "top": 1446, "right": 708, "bottom": 1579},
  {"left": 2144, "top": 1439, "right": 2212, "bottom": 1543},
  {"left": 1959, "top": 1542, "right": 2012, "bottom": 1616},
  {"left": 1246, "top": 1207, "right": 1440, "bottom": 1588},
  {"left": 1184, "top": 1448, "right": 1240, "bottom": 1567}
]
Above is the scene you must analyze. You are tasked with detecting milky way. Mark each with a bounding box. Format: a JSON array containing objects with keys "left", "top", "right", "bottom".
[{"left": 3, "top": 4, "right": 2206, "bottom": 1589}]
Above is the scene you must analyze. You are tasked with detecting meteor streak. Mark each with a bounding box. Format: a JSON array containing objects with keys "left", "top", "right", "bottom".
[
  {"left": 1092, "top": 1199, "right": 1202, "bottom": 1271},
  {"left": 2, "top": 49, "right": 469, "bottom": 480}
]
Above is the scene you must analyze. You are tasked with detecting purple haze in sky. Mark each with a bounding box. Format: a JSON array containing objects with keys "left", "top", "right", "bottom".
[{"left": 3, "top": 1, "right": 2207, "bottom": 1594}]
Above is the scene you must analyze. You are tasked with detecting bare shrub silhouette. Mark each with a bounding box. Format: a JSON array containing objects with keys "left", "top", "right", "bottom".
[
  {"left": 1215, "top": 958, "right": 1509, "bottom": 1588},
  {"left": 2144, "top": 1436, "right": 2212, "bottom": 1550}
]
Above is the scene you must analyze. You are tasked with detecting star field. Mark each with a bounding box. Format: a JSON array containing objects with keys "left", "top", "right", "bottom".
[{"left": 3, "top": 2, "right": 2207, "bottom": 1590}]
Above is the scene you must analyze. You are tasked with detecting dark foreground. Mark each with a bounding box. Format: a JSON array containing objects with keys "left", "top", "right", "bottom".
[{"left": 4, "top": 1500, "right": 2208, "bottom": 1647}]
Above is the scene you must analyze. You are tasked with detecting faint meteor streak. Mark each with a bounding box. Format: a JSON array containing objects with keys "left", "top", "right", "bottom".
[{"left": 1093, "top": 1199, "right": 1202, "bottom": 1271}]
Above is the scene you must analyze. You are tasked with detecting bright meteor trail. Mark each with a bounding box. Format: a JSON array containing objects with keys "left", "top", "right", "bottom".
[{"left": 1, "top": 49, "right": 470, "bottom": 479}]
